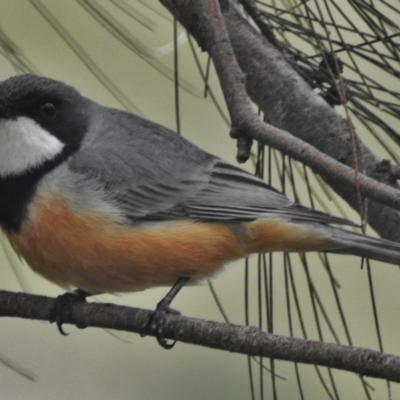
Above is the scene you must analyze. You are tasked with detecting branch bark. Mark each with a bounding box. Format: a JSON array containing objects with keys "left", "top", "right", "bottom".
[
  {"left": 160, "top": 0, "right": 400, "bottom": 242},
  {"left": 1, "top": 289, "right": 400, "bottom": 382}
]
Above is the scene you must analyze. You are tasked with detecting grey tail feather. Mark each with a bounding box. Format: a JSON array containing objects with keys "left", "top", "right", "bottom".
[{"left": 328, "top": 227, "right": 400, "bottom": 265}]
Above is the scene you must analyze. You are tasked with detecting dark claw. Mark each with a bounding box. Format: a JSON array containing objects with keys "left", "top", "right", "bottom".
[
  {"left": 141, "top": 276, "right": 190, "bottom": 349},
  {"left": 141, "top": 304, "right": 181, "bottom": 349},
  {"left": 57, "top": 318, "right": 69, "bottom": 336},
  {"left": 49, "top": 290, "right": 89, "bottom": 335}
]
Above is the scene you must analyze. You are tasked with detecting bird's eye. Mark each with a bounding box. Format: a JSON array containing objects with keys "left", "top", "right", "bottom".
[{"left": 40, "top": 103, "right": 57, "bottom": 118}]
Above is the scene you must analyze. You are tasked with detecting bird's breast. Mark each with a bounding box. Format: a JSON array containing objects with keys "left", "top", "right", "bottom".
[{"left": 4, "top": 191, "right": 248, "bottom": 293}]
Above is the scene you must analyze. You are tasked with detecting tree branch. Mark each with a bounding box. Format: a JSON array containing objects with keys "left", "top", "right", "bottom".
[
  {"left": 160, "top": 0, "right": 400, "bottom": 242},
  {"left": 1, "top": 289, "right": 400, "bottom": 382}
]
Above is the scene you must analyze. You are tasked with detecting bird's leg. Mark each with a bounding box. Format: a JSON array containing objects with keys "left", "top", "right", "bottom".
[
  {"left": 49, "top": 289, "right": 92, "bottom": 335},
  {"left": 141, "top": 276, "right": 190, "bottom": 349}
]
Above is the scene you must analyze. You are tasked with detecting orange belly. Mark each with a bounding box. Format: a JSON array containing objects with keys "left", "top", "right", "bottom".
[
  {"left": 5, "top": 193, "right": 247, "bottom": 292},
  {"left": 4, "top": 192, "right": 336, "bottom": 293}
]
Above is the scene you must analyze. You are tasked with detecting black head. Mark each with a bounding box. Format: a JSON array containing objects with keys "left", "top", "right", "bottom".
[
  {"left": 0, "top": 74, "right": 89, "bottom": 153},
  {"left": 0, "top": 74, "right": 91, "bottom": 232}
]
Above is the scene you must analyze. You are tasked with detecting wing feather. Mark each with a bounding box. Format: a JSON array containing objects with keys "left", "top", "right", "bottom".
[{"left": 70, "top": 107, "right": 355, "bottom": 227}]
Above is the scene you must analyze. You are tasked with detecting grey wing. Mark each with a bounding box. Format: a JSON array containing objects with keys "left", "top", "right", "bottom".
[
  {"left": 183, "top": 161, "right": 354, "bottom": 226},
  {"left": 70, "top": 106, "right": 354, "bottom": 227}
]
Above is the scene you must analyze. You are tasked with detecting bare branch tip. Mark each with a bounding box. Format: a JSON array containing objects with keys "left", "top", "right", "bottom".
[{"left": 236, "top": 134, "right": 253, "bottom": 163}]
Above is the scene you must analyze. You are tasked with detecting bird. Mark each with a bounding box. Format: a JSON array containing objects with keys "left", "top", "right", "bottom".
[{"left": 0, "top": 73, "right": 399, "bottom": 347}]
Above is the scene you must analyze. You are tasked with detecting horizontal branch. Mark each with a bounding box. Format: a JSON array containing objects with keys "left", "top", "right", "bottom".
[{"left": 1, "top": 289, "right": 400, "bottom": 382}]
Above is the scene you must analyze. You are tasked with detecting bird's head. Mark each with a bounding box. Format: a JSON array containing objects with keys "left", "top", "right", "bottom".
[{"left": 0, "top": 74, "right": 89, "bottom": 177}]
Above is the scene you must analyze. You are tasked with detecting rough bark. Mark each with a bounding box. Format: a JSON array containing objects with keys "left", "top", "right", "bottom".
[
  {"left": 161, "top": 0, "right": 400, "bottom": 242},
  {"left": 1, "top": 289, "right": 400, "bottom": 382}
]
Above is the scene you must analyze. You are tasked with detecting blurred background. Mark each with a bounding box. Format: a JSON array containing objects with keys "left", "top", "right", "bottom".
[{"left": 0, "top": 1, "right": 399, "bottom": 399}]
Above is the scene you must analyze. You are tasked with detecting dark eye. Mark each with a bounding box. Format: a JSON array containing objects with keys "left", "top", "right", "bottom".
[{"left": 40, "top": 103, "right": 57, "bottom": 118}]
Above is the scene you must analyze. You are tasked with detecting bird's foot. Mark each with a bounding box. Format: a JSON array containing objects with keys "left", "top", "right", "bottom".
[
  {"left": 49, "top": 289, "right": 89, "bottom": 335},
  {"left": 140, "top": 276, "right": 190, "bottom": 349},
  {"left": 141, "top": 302, "right": 181, "bottom": 349}
]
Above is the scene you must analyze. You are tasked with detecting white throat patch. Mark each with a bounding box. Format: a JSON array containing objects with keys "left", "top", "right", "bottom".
[{"left": 0, "top": 116, "right": 64, "bottom": 177}]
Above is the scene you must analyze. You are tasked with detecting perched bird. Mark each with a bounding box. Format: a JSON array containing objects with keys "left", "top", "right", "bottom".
[{"left": 0, "top": 74, "right": 399, "bottom": 346}]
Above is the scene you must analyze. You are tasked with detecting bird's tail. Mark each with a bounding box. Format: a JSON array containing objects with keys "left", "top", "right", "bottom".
[{"left": 327, "top": 226, "right": 400, "bottom": 265}]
